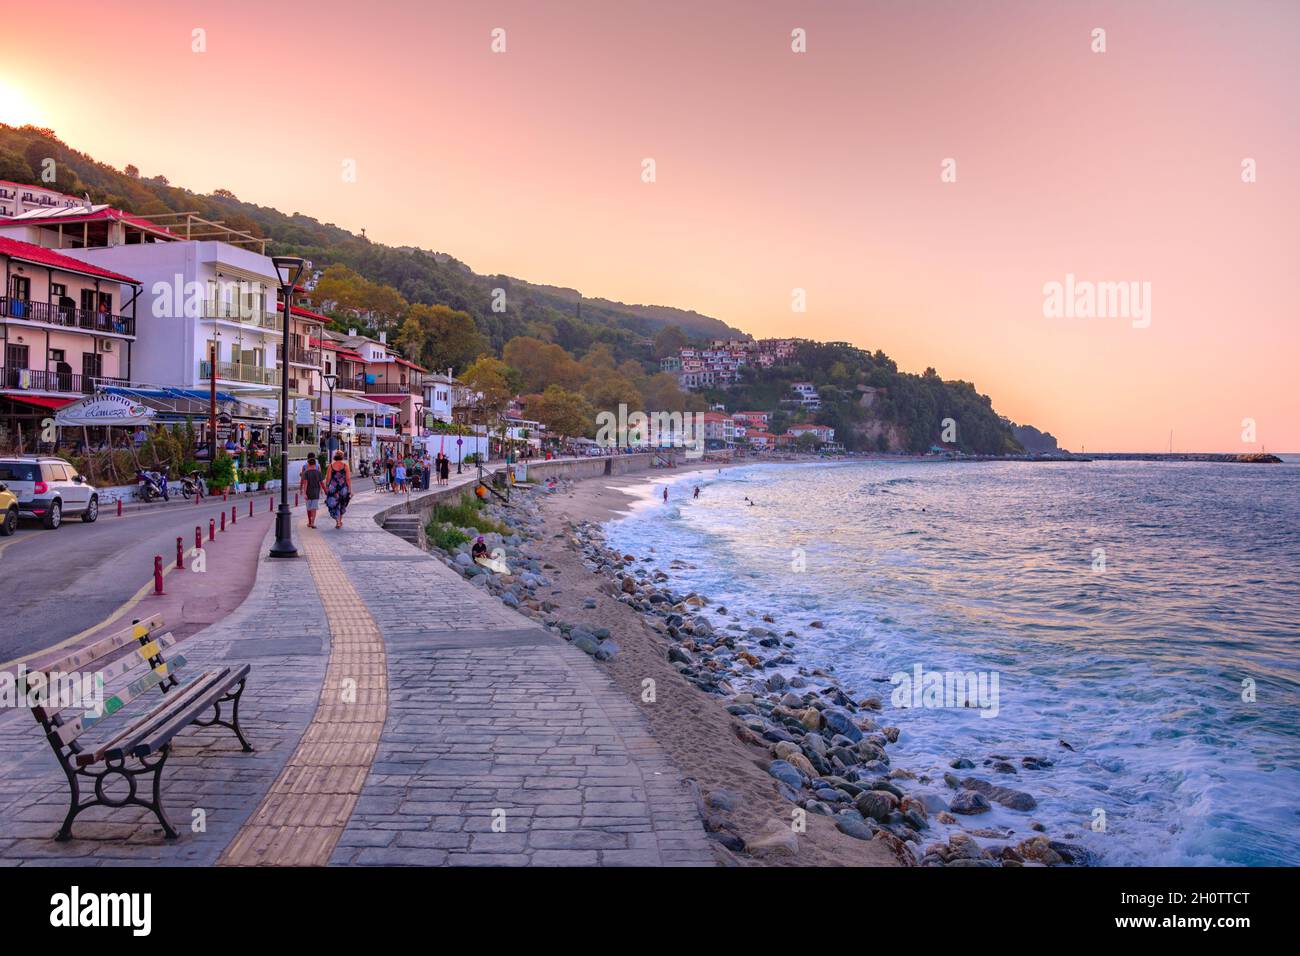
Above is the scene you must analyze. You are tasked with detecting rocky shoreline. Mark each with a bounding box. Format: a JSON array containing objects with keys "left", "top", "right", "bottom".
[{"left": 424, "top": 473, "right": 1091, "bottom": 867}]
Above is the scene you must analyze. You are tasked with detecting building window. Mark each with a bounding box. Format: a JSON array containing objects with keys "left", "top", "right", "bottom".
[
  {"left": 5, "top": 343, "right": 29, "bottom": 369},
  {"left": 82, "top": 353, "right": 103, "bottom": 380}
]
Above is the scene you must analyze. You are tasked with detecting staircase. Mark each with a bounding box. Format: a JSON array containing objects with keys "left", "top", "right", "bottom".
[{"left": 383, "top": 513, "right": 425, "bottom": 549}]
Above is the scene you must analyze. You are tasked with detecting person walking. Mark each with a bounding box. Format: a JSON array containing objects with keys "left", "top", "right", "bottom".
[
  {"left": 439, "top": 453, "right": 450, "bottom": 485},
  {"left": 299, "top": 453, "right": 323, "bottom": 529},
  {"left": 324, "top": 450, "right": 352, "bottom": 529},
  {"left": 663, "top": 486, "right": 669, "bottom": 503}
]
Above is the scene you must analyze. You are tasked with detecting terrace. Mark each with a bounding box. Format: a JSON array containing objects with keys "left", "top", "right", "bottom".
[
  {"left": 0, "top": 366, "right": 131, "bottom": 394},
  {"left": 198, "top": 359, "right": 281, "bottom": 387},
  {"left": 0, "top": 296, "right": 135, "bottom": 336}
]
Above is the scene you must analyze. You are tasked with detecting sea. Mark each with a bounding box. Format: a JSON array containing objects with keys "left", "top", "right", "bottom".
[{"left": 603, "top": 457, "right": 1300, "bottom": 866}]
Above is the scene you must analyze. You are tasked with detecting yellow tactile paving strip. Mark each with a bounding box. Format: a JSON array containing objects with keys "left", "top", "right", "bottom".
[{"left": 218, "top": 522, "right": 387, "bottom": 866}]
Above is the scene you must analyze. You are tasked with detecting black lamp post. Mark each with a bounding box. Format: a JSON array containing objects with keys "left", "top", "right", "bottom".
[
  {"left": 323, "top": 372, "right": 337, "bottom": 455},
  {"left": 269, "top": 255, "right": 309, "bottom": 559},
  {"left": 456, "top": 422, "right": 463, "bottom": 474}
]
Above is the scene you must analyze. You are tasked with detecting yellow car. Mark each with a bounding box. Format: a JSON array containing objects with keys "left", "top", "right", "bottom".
[{"left": 0, "top": 479, "right": 17, "bottom": 536}]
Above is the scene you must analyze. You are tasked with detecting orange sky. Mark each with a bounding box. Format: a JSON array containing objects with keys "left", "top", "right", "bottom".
[{"left": 2, "top": 0, "right": 1297, "bottom": 451}]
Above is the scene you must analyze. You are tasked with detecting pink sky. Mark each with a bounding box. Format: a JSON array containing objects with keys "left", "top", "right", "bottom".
[{"left": 3, "top": 0, "right": 1297, "bottom": 451}]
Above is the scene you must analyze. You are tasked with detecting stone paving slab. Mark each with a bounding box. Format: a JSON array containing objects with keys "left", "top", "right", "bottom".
[{"left": 325, "top": 487, "right": 714, "bottom": 867}]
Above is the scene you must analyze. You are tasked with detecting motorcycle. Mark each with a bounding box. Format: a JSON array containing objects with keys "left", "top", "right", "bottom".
[
  {"left": 135, "top": 466, "right": 170, "bottom": 503},
  {"left": 180, "top": 470, "right": 207, "bottom": 500}
]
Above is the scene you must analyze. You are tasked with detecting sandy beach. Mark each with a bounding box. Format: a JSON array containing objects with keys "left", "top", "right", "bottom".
[{"left": 523, "top": 465, "right": 903, "bottom": 866}]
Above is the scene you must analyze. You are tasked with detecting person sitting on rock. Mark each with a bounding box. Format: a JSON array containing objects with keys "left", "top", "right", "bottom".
[{"left": 471, "top": 536, "right": 489, "bottom": 562}]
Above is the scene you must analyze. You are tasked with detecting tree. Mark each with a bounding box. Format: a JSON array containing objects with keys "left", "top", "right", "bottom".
[
  {"left": 653, "top": 324, "right": 688, "bottom": 358},
  {"left": 527, "top": 385, "right": 594, "bottom": 439},
  {"left": 125, "top": 164, "right": 140, "bottom": 178},
  {"left": 400, "top": 303, "right": 488, "bottom": 373},
  {"left": 0, "top": 148, "right": 34, "bottom": 184},
  {"left": 503, "top": 336, "right": 582, "bottom": 392},
  {"left": 460, "top": 356, "right": 513, "bottom": 423}
]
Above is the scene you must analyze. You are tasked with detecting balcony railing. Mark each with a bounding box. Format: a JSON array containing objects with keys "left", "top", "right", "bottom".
[
  {"left": 198, "top": 360, "right": 280, "bottom": 387},
  {"left": 362, "top": 379, "right": 419, "bottom": 395},
  {"left": 0, "top": 366, "right": 131, "bottom": 394},
  {"left": 286, "top": 346, "right": 322, "bottom": 367},
  {"left": 199, "top": 301, "right": 283, "bottom": 332},
  {"left": 1, "top": 297, "right": 136, "bottom": 336}
]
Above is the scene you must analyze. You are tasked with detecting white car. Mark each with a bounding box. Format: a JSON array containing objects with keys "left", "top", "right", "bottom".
[{"left": 0, "top": 457, "right": 99, "bottom": 529}]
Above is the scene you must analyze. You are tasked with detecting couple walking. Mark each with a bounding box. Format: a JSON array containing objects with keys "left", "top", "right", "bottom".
[
  {"left": 433, "top": 451, "right": 452, "bottom": 486},
  {"left": 300, "top": 451, "right": 352, "bottom": 529}
]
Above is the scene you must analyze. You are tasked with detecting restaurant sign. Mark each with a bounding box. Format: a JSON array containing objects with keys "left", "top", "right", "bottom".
[{"left": 55, "top": 393, "right": 156, "bottom": 428}]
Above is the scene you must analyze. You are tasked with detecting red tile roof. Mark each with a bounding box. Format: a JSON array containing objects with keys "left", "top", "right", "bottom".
[
  {"left": 0, "top": 236, "right": 140, "bottom": 285},
  {"left": 277, "top": 302, "right": 329, "bottom": 323}
]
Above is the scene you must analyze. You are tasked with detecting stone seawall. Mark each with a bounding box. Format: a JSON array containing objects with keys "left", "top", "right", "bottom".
[{"left": 370, "top": 452, "right": 675, "bottom": 534}]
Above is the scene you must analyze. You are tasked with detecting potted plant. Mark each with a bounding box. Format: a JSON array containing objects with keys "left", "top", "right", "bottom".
[{"left": 209, "top": 454, "right": 236, "bottom": 495}]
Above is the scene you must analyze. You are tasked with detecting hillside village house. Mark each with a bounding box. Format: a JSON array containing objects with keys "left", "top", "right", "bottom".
[
  {"left": 317, "top": 329, "right": 403, "bottom": 466},
  {"left": 786, "top": 423, "right": 836, "bottom": 444},
  {"left": 0, "top": 181, "right": 86, "bottom": 220},
  {"left": 0, "top": 237, "right": 141, "bottom": 445}
]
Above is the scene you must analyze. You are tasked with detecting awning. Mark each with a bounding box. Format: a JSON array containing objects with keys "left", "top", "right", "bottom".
[{"left": 3, "top": 394, "right": 79, "bottom": 410}]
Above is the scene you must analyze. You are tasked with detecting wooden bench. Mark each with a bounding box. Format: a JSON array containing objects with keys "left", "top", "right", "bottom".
[{"left": 27, "top": 614, "right": 253, "bottom": 841}]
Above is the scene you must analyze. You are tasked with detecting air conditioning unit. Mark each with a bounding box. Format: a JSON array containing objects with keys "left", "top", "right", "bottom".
[{"left": 100, "top": 339, "right": 114, "bottom": 351}]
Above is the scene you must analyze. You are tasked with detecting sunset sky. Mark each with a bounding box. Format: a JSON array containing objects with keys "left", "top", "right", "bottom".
[{"left": 2, "top": 0, "right": 1296, "bottom": 451}]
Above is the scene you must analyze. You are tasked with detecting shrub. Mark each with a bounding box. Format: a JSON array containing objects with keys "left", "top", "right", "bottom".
[
  {"left": 427, "top": 522, "right": 470, "bottom": 552},
  {"left": 430, "top": 495, "right": 506, "bottom": 534},
  {"left": 209, "top": 454, "right": 236, "bottom": 491}
]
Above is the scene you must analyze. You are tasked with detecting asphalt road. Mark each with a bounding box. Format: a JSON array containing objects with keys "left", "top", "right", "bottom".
[{"left": 0, "top": 480, "right": 378, "bottom": 663}]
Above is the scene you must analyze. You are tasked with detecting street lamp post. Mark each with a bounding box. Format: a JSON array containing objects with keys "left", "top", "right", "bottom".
[
  {"left": 456, "top": 422, "right": 463, "bottom": 474},
  {"left": 269, "top": 255, "right": 309, "bottom": 559},
  {"left": 323, "top": 372, "right": 337, "bottom": 455}
]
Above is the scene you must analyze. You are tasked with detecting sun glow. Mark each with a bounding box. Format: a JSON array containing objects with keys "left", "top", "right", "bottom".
[{"left": 0, "top": 82, "right": 43, "bottom": 128}]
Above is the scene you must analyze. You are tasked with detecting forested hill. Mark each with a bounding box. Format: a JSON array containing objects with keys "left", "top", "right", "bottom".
[
  {"left": 0, "top": 124, "right": 743, "bottom": 352},
  {"left": 0, "top": 124, "right": 1033, "bottom": 454}
]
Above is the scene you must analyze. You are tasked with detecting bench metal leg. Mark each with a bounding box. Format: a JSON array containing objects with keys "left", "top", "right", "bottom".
[
  {"left": 192, "top": 677, "right": 255, "bottom": 753},
  {"left": 55, "top": 747, "right": 178, "bottom": 841}
]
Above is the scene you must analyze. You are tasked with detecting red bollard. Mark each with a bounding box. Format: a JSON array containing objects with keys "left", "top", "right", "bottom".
[
  {"left": 220, "top": 510, "right": 226, "bottom": 532},
  {"left": 295, "top": 493, "right": 299, "bottom": 508},
  {"left": 231, "top": 505, "right": 236, "bottom": 526},
  {"left": 195, "top": 526, "right": 202, "bottom": 550},
  {"left": 153, "top": 555, "right": 164, "bottom": 594},
  {"left": 209, "top": 518, "right": 215, "bottom": 541},
  {"left": 269, "top": 497, "right": 273, "bottom": 513},
  {"left": 249, "top": 500, "right": 253, "bottom": 517},
  {"left": 223, "top": 490, "right": 228, "bottom": 502},
  {"left": 176, "top": 536, "right": 184, "bottom": 570},
  {"left": 194, "top": 492, "right": 199, "bottom": 505},
  {"left": 116, "top": 498, "right": 122, "bottom": 517}
]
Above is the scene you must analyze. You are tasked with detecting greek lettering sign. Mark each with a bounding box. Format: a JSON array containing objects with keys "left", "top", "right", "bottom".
[{"left": 55, "top": 393, "right": 155, "bottom": 428}]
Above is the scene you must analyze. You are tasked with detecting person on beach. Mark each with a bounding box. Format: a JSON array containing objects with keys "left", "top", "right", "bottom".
[
  {"left": 471, "top": 535, "right": 489, "bottom": 562},
  {"left": 693, "top": 486, "right": 700, "bottom": 499},
  {"left": 299, "top": 453, "right": 323, "bottom": 529},
  {"left": 324, "top": 450, "right": 352, "bottom": 529},
  {"left": 663, "top": 487, "right": 669, "bottom": 503}
]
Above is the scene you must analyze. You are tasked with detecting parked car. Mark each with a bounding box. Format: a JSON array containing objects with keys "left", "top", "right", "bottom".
[
  {"left": 0, "top": 457, "right": 99, "bottom": 529},
  {"left": 0, "top": 479, "right": 17, "bottom": 535}
]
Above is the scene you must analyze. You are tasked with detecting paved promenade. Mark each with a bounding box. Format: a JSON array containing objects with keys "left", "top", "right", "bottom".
[{"left": 0, "top": 474, "right": 713, "bottom": 866}]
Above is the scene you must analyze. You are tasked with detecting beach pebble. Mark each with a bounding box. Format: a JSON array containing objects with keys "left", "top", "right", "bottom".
[{"left": 950, "top": 791, "right": 992, "bottom": 815}]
